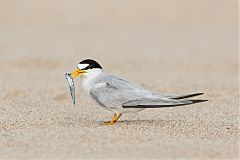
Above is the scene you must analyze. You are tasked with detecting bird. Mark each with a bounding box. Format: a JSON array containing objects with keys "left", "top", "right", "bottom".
[{"left": 70, "top": 59, "right": 207, "bottom": 125}]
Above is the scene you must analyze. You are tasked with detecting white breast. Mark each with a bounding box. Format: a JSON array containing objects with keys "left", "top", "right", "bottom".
[
  {"left": 81, "top": 78, "right": 93, "bottom": 95},
  {"left": 80, "top": 69, "right": 103, "bottom": 95}
]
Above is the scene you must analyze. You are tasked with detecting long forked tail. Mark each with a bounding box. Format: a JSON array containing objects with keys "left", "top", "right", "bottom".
[{"left": 122, "top": 97, "right": 208, "bottom": 108}]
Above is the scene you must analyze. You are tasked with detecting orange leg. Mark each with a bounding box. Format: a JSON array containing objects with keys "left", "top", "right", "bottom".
[{"left": 104, "top": 113, "right": 122, "bottom": 125}]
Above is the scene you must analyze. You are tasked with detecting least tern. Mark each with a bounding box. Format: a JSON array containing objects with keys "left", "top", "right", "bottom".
[{"left": 70, "top": 59, "right": 207, "bottom": 125}]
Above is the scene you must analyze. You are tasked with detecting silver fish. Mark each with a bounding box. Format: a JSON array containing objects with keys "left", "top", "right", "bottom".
[{"left": 65, "top": 73, "right": 76, "bottom": 106}]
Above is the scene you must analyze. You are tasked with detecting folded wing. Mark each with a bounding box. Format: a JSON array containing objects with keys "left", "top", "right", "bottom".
[
  {"left": 123, "top": 98, "right": 207, "bottom": 108},
  {"left": 90, "top": 74, "right": 207, "bottom": 109}
]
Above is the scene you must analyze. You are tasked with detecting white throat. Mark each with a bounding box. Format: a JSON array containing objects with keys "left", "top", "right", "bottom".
[{"left": 80, "top": 68, "right": 103, "bottom": 94}]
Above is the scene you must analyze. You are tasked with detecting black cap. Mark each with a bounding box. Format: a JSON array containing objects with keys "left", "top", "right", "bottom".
[{"left": 79, "top": 59, "right": 102, "bottom": 70}]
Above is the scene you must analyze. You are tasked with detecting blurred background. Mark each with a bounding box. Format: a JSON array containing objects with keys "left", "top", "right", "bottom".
[
  {"left": 0, "top": 0, "right": 237, "bottom": 59},
  {"left": 0, "top": 0, "right": 238, "bottom": 159}
]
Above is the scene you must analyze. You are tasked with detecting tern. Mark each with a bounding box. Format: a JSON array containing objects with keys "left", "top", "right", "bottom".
[{"left": 70, "top": 59, "right": 207, "bottom": 125}]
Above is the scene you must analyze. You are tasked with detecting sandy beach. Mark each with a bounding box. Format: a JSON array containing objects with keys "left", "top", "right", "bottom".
[{"left": 0, "top": 0, "right": 239, "bottom": 159}]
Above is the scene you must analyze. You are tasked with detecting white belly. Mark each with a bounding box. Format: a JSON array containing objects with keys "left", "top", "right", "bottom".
[{"left": 100, "top": 105, "right": 145, "bottom": 114}]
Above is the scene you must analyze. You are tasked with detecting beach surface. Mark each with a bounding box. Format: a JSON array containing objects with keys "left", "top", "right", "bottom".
[{"left": 0, "top": 0, "right": 239, "bottom": 159}]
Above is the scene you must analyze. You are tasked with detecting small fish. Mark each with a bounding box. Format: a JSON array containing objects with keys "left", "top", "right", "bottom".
[{"left": 65, "top": 73, "right": 76, "bottom": 106}]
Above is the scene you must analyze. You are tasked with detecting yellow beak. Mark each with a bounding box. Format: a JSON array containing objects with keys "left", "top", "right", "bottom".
[{"left": 71, "top": 68, "right": 86, "bottom": 78}]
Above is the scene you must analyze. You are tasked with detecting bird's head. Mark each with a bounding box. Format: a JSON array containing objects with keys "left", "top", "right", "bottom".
[{"left": 71, "top": 59, "right": 103, "bottom": 78}]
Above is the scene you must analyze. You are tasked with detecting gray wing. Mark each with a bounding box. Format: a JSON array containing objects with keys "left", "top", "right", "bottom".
[
  {"left": 90, "top": 74, "right": 207, "bottom": 109},
  {"left": 90, "top": 75, "right": 151, "bottom": 108},
  {"left": 123, "top": 98, "right": 207, "bottom": 108},
  {"left": 152, "top": 92, "right": 204, "bottom": 100}
]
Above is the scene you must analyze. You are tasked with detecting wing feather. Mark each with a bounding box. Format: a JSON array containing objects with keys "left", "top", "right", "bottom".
[
  {"left": 90, "top": 74, "right": 207, "bottom": 109},
  {"left": 152, "top": 92, "right": 204, "bottom": 99},
  {"left": 90, "top": 75, "right": 150, "bottom": 108},
  {"left": 123, "top": 98, "right": 207, "bottom": 108}
]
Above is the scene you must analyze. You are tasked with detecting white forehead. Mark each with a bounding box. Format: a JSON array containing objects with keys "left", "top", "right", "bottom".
[{"left": 78, "top": 63, "right": 89, "bottom": 70}]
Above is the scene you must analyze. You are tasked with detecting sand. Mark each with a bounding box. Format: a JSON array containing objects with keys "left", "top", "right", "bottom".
[{"left": 0, "top": 0, "right": 239, "bottom": 159}]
